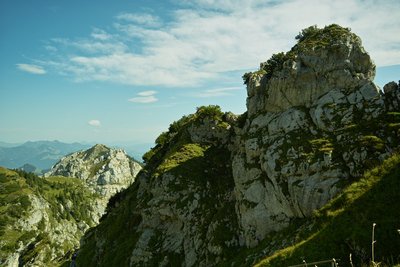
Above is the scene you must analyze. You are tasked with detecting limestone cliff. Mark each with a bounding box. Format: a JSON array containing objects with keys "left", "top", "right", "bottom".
[
  {"left": 76, "top": 25, "right": 400, "bottom": 267},
  {"left": 0, "top": 144, "right": 142, "bottom": 267},
  {"left": 45, "top": 144, "right": 142, "bottom": 204},
  {"left": 0, "top": 168, "right": 102, "bottom": 267},
  {"left": 233, "top": 24, "right": 396, "bottom": 247}
]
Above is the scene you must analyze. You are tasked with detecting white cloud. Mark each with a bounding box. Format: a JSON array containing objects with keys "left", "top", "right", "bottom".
[
  {"left": 91, "top": 28, "right": 112, "bottom": 40},
  {"left": 138, "top": 90, "right": 157, "bottom": 96},
  {"left": 195, "top": 86, "right": 242, "bottom": 98},
  {"left": 128, "top": 91, "right": 158, "bottom": 103},
  {"left": 43, "top": 0, "right": 400, "bottom": 87},
  {"left": 45, "top": 45, "right": 57, "bottom": 52},
  {"left": 16, "top": 64, "right": 46, "bottom": 74},
  {"left": 116, "top": 12, "right": 161, "bottom": 27},
  {"left": 88, "top": 120, "right": 101, "bottom": 127},
  {"left": 52, "top": 37, "right": 127, "bottom": 54}
]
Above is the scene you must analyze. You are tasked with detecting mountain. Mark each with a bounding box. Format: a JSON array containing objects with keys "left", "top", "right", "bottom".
[
  {"left": 18, "top": 163, "right": 42, "bottom": 175},
  {"left": 0, "top": 140, "right": 90, "bottom": 171},
  {"left": 75, "top": 24, "right": 400, "bottom": 267},
  {"left": 45, "top": 144, "right": 142, "bottom": 201},
  {"left": 0, "top": 142, "right": 23, "bottom": 148},
  {"left": 0, "top": 144, "right": 142, "bottom": 266}
]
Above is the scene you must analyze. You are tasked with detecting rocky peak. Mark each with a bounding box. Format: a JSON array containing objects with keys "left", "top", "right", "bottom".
[
  {"left": 45, "top": 144, "right": 142, "bottom": 201},
  {"left": 83, "top": 143, "right": 109, "bottom": 160},
  {"left": 75, "top": 25, "right": 400, "bottom": 267},
  {"left": 245, "top": 24, "right": 376, "bottom": 115}
]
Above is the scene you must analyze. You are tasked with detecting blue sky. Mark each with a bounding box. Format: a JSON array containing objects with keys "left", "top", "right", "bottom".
[{"left": 0, "top": 0, "right": 399, "bottom": 148}]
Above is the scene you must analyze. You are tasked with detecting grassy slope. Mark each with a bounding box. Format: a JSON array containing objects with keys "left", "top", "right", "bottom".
[
  {"left": 251, "top": 153, "right": 400, "bottom": 267},
  {"left": 0, "top": 167, "right": 99, "bottom": 266},
  {"left": 77, "top": 144, "right": 238, "bottom": 266}
]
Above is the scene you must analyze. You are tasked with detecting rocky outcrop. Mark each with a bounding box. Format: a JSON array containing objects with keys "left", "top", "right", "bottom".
[
  {"left": 76, "top": 25, "right": 400, "bottom": 266},
  {"left": 0, "top": 167, "right": 103, "bottom": 267},
  {"left": 233, "top": 80, "right": 399, "bottom": 246},
  {"left": 246, "top": 25, "right": 375, "bottom": 115},
  {"left": 232, "top": 25, "right": 399, "bottom": 247},
  {"left": 45, "top": 144, "right": 142, "bottom": 200},
  {"left": 2, "top": 145, "right": 142, "bottom": 266}
]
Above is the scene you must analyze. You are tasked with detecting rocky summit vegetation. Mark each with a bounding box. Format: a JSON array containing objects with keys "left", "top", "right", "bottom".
[{"left": 74, "top": 25, "right": 400, "bottom": 267}]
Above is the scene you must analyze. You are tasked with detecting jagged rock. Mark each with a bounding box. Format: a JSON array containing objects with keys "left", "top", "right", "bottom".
[
  {"left": 229, "top": 25, "right": 396, "bottom": 248},
  {"left": 45, "top": 144, "right": 142, "bottom": 201},
  {"left": 246, "top": 25, "right": 375, "bottom": 116},
  {"left": 383, "top": 81, "right": 400, "bottom": 111},
  {"left": 383, "top": 81, "right": 399, "bottom": 94},
  {"left": 76, "top": 25, "right": 400, "bottom": 266},
  {"left": 0, "top": 166, "right": 105, "bottom": 267},
  {"left": 187, "top": 116, "right": 231, "bottom": 145}
]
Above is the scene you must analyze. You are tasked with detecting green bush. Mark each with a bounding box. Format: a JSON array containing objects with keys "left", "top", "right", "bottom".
[
  {"left": 169, "top": 114, "right": 193, "bottom": 133},
  {"left": 260, "top": 52, "right": 293, "bottom": 79},
  {"left": 195, "top": 105, "right": 223, "bottom": 120},
  {"left": 155, "top": 131, "right": 169, "bottom": 146},
  {"left": 293, "top": 24, "right": 355, "bottom": 51},
  {"left": 143, "top": 105, "right": 225, "bottom": 164},
  {"left": 242, "top": 24, "right": 356, "bottom": 85}
]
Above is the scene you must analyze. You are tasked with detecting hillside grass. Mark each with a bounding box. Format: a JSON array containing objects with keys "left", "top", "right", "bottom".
[
  {"left": 0, "top": 167, "right": 100, "bottom": 266},
  {"left": 252, "top": 153, "right": 400, "bottom": 267}
]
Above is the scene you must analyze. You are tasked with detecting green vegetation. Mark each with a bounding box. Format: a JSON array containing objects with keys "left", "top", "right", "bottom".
[
  {"left": 359, "top": 135, "right": 385, "bottom": 151},
  {"left": 77, "top": 104, "right": 239, "bottom": 266},
  {"left": 0, "top": 167, "right": 100, "bottom": 266},
  {"left": 294, "top": 24, "right": 358, "bottom": 51},
  {"left": 143, "top": 105, "right": 227, "bottom": 164},
  {"left": 251, "top": 153, "right": 400, "bottom": 267},
  {"left": 243, "top": 24, "right": 357, "bottom": 84}
]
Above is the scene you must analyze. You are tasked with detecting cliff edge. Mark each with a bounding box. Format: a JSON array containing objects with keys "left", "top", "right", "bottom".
[{"left": 76, "top": 25, "right": 400, "bottom": 267}]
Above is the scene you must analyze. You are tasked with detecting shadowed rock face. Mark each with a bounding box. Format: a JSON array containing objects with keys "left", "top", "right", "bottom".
[{"left": 76, "top": 25, "right": 400, "bottom": 266}]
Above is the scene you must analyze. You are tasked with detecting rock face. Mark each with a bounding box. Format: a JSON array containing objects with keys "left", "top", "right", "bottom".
[
  {"left": 232, "top": 82, "right": 391, "bottom": 246},
  {"left": 246, "top": 25, "right": 376, "bottom": 115},
  {"left": 0, "top": 167, "right": 103, "bottom": 267},
  {"left": 76, "top": 25, "right": 400, "bottom": 267},
  {"left": 1, "top": 145, "right": 142, "bottom": 267},
  {"left": 45, "top": 144, "right": 142, "bottom": 200}
]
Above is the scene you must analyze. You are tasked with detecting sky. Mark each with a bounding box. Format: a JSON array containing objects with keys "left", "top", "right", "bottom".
[{"left": 0, "top": 0, "right": 399, "bottom": 149}]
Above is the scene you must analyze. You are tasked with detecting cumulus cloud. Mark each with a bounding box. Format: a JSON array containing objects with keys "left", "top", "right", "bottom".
[
  {"left": 16, "top": 64, "right": 46, "bottom": 74},
  {"left": 42, "top": 0, "right": 400, "bottom": 87},
  {"left": 88, "top": 120, "right": 101, "bottom": 127},
  {"left": 129, "top": 91, "right": 158, "bottom": 103}
]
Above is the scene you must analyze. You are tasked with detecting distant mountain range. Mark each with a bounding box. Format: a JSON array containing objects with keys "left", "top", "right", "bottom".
[
  {"left": 0, "top": 141, "right": 90, "bottom": 170},
  {"left": 0, "top": 140, "right": 152, "bottom": 171}
]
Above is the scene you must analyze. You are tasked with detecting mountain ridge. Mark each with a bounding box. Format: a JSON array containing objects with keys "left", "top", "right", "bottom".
[
  {"left": 0, "top": 144, "right": 142, "bottom": 266},
  {"left": 0, "top": 140, "right": 91, "bottom": 171},
  {"left": 76, "top": 25, "right": 400, "bottom": 266}
]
